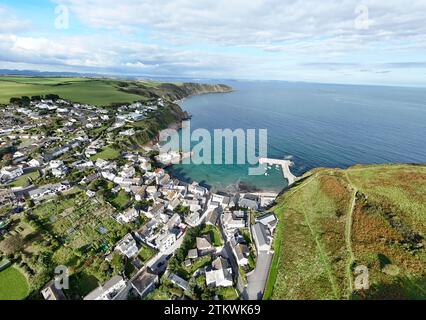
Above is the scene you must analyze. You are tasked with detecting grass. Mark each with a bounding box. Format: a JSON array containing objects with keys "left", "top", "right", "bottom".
[
  {"left": 267, "top": 164, "right": 426, "bottom": 300},
  {"left": 9, "top": 171, "right": 40, "bottom": 188},
  {"left": 108, "top": 190, "right": 131, "bottom": 210},
  {"left": 68, "top": 271, "right": 100, "bottom": 298},
  {"left": 185, "top": 256, "right": 212, "bottom": 276},
  {"left": 0, "top": 266, "right": 29, "bottom": 300},
  {"left": 90, "top": 146, "right": 121, "bottom": 161},
  {"left": 0, "top": 77, "right": 144, "bottom": 106},
  {"left": 201, "top": 225, "right": 223, "bottom": 246},
  {"left": 145, "top": 286, "right": 171, "bottom": 300},
  {"left": 217, "top": 287, "right": 239, "bottom": 300},
  {"left": 138, "top": 244, "right": 156, "bottom": 263}
]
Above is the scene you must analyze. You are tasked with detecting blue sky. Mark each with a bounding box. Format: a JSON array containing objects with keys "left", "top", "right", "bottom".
[{"left": 1, "top": 0, "right": 426, "bottom": 86}]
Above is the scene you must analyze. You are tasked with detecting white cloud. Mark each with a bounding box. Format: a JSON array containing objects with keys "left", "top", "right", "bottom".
[
  {"left": 0, "top": 6, "right": 31, "bottom": 33},
  {"left": 51, "top": 0, "right": 426, "bottom": 50},
  {"left": 0, "top": 1, "right": 426, "bottom": 85}
]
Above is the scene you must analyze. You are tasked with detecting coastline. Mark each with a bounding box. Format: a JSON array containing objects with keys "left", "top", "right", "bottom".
[{"left": 145, "top": 86, "right": 285, "bottom": 195}]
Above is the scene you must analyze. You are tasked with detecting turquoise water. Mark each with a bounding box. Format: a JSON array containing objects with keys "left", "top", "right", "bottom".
[{"left": 167, "top": 81, "right": 426, "bottom": 192}]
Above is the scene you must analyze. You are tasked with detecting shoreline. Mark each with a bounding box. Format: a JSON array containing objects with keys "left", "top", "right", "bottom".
[{"left": 146, "top": 88, "right": 283, "bottom": 195}]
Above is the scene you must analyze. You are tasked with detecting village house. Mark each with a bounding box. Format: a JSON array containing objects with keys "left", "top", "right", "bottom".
[
  {"left": 256, "top": 212, "right": 278, "bottom": 233},
  {"left": 205, "top": 208, "right": 220, "bottom": 226},
  {"left": 210, "top": 193, "right": 231, "bottom": 208},
  {"left": 41, "top": 281, "right": 67, "bottom": 300},
  {"left": 134, "top": 185, "right": 147, "bottom": 202},
  {"left": 135, "top": 220, "right": 159, "bottom": 245},
  {"left": 49, "top": 160, "right": 68, "bottom": 178},
  {"left": 223, "top": 210, "right": 246, "bottom": 232},
  {"left": 115, "top": 234, "right": 139, "bottom": 258},
  {"left": 168, "top": 273, "right": 190, "bottom": 292},
  {"left": 260, "top": 195, "right": 276, "bottom": 209},
  {"left": 145, "top": 202, "right": 165, "bottom": 220},
  {"left": 233, "top": 243, "right": 250, "bottom": 267},
  {"left": 0, "top": 166, "right": 24, "bottom": 183},
  {"left": 187, "top": 248, "right": 199, "bottom": 260},
  {"left": 196, "top": 236, "right": 215, "bottom": 255},
  {"left": 28, "top": 158, "right": 43, "bottom": 168},
  {"left": 116, "top": 207, "right": 140, "bottom": 224},
  {"left": 188, "top": 182, "right": 209, "bottom": 197},
  {"left": 155, "top": 151, "right": 181, "bottom": 166},
  {"left": 119, "top": 164, "right": 136, "bottom": 179},
  {"left": 155, "top": 230, "right": 177, "bottom": 252},
  {"left": 131, "top": 269, "right": 159, "bottom": 298},
  {"left": 252, "top": 222, "right": 272, "bottom": 252},
  {"left": 28, "top": 183, "right": 69, "bottom": 200},
  {"left": 84, "top": 276, "right": 127, "bottom": 300},
  {"left": 238, "top": 194, "right": 259, "bottom": 210},
  {"left": 205, "top": 257, "right": 233, "bottom": 288},
  {"left": 0, "top": 189, "right": 16, "bottom": 206}
]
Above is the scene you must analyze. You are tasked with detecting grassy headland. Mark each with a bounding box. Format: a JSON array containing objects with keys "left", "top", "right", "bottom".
[{"left": 266, "top": 164, "right": 426, "bottom": 300}]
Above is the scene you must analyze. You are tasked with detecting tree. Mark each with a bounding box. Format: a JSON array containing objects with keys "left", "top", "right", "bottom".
[
  {"left": 0, "top": 234, "right": 25, "bottom": 255},
  {"left": 2, "top": 153, "right": 13, "bottom": 166},
  {"left": 45, "top": 94, "right": 60, "bottom": 101},
  {"left": 110, "top": 253, "right": 125, "bottom": 275}
]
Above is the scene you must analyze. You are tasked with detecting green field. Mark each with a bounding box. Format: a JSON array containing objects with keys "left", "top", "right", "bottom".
[
  {"left": 90, "top": 146, "right": 121, "bottom": 161},
  {"left": 0, "top": 266, "right": 29, "bottom": 300},
  {"left": 0, "top": 77, "right": 144, "bottom": 106},
  {"left": 9, "top": 171, "right": 40, "bottom": 188},
  {"left": 266, "top": 164, "right": 426, "bottom": 300},
  {"left": 108, "top": 190, "right": 131, "bottom": 210}
]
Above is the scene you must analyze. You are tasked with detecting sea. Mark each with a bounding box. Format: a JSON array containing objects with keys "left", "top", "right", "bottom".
[{"left": 166, "top": 80, "right": 426, "bottom": 193}]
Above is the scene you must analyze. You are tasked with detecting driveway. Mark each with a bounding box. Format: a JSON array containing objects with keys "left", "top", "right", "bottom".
[{"left": 244, "top": 251, "right": 273, "bottom": 300}]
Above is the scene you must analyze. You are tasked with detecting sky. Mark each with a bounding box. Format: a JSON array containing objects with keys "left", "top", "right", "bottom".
[{"left": 1, "top": 0, "right": 426, "bottom": 86}]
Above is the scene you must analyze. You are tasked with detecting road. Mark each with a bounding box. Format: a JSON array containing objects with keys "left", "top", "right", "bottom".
[{"left": 244, "top": 251, "right": 273, "bottom": 300}]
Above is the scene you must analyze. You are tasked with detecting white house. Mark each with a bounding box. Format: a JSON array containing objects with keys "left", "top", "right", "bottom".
[
  {"left": 28, "top": 159, "right": 42, "bottom": 167},
  {"left": 188, "top": 182, "right": 208, "bottom": 197},
  {"left": 252, "top": 223, "right": 272, "bottom": 253},
  {"left": 205, "top": 257, "right": 233, "bottom": 287},
  {"left": 233, "top": 243, "right": 250, "bottom": 267},
  {"left": 84, "top": 276, "right": 127, "bottom": 300},
  {"left": 156, "top": 231, "right": 177, "bottom": 252},
  {"left": 223, "top": 211, "right": 246, "bottom": 231},
  {"left": 0, "top": 166, "right": 24, "bottom": 182},
  {"left": 28, "top": 183, "right": 69, "bottom": 200},
  {"left": 116, "top": 208, "right": 140, "bottom": 224},
  {"left": 115, "top": 234, "right": 139, "bottom": 258}
]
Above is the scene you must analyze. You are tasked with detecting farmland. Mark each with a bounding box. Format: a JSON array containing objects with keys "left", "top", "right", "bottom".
[
  {"left": 267, "top": 164, "right": 426, "bottom": 300},
  {"left": 0, "top": 77, "right": 145, "bottom": 106}
]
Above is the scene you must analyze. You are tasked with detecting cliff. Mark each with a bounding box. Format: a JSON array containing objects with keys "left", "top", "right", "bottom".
[{"left": 154, "top": 82, "right": 233, "bottom": 102}]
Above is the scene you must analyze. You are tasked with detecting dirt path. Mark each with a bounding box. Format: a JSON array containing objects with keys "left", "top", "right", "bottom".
[{"left": 344, "top": 171, "right": 358, "bottom": 298}]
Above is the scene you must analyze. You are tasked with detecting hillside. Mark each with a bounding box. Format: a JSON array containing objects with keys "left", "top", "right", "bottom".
[
  {"left": 266, "top": 164, "right": 426, "bottom": 300},
  {"left": 0, "top": 77, "right": 232, "bottom": 106}
]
